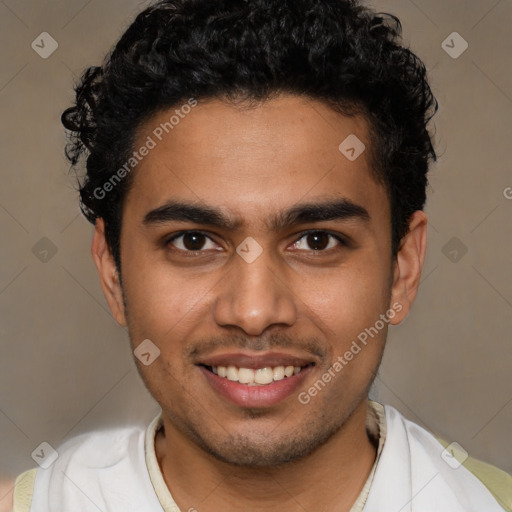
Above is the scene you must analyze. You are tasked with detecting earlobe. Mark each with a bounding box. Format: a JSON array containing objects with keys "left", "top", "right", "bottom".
[
  {"left": 389, "top": 211, "right": 428, "bottom": 325},
  {"left": 91, "top": 219, "right": 128, "bottom": 326}
]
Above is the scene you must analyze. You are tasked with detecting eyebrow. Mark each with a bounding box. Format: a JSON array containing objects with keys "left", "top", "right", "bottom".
[{"left": 142, "top": 198, "right": 370, "bottom": 231}]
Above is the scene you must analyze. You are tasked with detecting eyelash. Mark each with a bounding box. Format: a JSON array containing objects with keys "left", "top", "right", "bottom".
[{"left": 164, "top": 230, "right": 349, "bottom": 255}]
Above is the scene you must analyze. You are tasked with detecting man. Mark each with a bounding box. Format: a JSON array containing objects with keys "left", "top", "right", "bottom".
[{"left": 8, "top": 0, "right": 512, "bottom": 510}]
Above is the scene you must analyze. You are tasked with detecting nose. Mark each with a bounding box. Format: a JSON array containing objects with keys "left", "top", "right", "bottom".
[{"left": 213, "top": 249, "right": 298, "bottom": 336}]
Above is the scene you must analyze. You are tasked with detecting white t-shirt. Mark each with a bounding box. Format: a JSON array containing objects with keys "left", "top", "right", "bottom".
[{"left": 13, "top": 401, "right": 509, "bottom": 511}]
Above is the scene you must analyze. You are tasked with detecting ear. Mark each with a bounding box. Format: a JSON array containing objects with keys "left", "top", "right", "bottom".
[
  {"left": 91, "top": 218, "right": 127, "bottom": 326},
  {"left": 389, "top": 210, "right": 428, "bottom": 325}
]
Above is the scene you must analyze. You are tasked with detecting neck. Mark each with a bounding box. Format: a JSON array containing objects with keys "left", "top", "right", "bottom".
[{"left": 155, "top": 399, "right": 377, "bottom": 512}]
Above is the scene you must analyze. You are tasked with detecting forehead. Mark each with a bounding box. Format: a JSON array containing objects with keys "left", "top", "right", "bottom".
[{"left": 123, "top": 95, "right": 388, "bottom": 226}]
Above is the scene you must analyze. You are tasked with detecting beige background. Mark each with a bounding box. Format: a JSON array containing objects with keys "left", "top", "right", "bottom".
[{"left": 0, "top": 0, "right": 511, "bottom": 493}]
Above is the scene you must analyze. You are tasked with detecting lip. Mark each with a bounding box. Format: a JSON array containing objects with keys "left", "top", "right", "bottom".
[
  {"left": 198, "top": 363, "right": 314, "bottom": 408},
  {"left": 196, "top": 351, "right": 315, "bottom": 370}
]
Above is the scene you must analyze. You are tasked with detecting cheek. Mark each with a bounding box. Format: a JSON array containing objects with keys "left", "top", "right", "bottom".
[
  {"left": 305, "top": 260, "right": 391, "bottom": 338},
  {"left": 121, "top": 257, "right": 210, "bottom": 346},
  {"left": 122, "top": 268, "right": 209, "bottom": 394},
  {"left": 309, "top": 271, "right": 389, "bottom": 395}
]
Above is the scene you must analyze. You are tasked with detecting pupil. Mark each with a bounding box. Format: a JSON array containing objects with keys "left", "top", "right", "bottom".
[
  {"left": 308, "top": 232, "right": 328, "bottom": 251},
  {"left": 184, "top": 233, "right": 205, "bottom": 251}
]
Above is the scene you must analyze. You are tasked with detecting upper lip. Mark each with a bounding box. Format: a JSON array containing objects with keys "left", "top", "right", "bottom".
[{"left": 196, "top": 351, "right": 316, "bottom": 369}]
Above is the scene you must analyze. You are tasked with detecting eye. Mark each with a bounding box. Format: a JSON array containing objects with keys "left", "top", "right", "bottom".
[
  {"left": 165, "top": 230, "right": 348, "bottom": 255},
  {"left": 166, "top": 231, "right": 219, "bottom": 252},
  {"left": 291, "top": 231, "right": 347, "bottom": 252}
]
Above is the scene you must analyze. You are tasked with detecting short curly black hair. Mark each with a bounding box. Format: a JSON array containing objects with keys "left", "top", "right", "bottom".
[{"left": 62, "top": 0, "right": 438, "bottom": 271}]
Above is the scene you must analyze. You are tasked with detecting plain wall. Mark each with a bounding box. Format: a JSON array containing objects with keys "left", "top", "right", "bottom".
[{"left": 1, "top": 0, "right": 511, "bottom": 489}]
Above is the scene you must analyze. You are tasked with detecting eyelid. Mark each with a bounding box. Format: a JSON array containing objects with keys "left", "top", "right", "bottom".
[
  {"left": 165, "top": 230, "right": 220, "bottom": 253},
  {"left": 165, "top": 229, "right": 350, "bottom": 253},
  {"left": 294, "top": 229, "right": 350, "bottom": 247}
]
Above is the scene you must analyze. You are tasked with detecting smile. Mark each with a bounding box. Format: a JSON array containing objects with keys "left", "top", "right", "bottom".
[
  {"left": 198, "top": 361, "right": 315, "bottom": 407},
  {"left": 203, "top": 365, "right": 307, "bottom": 385}
]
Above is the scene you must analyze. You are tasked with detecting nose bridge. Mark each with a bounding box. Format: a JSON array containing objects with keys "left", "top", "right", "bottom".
[{"left": 213, "top": 246, "right": 297, "bottom": 335}]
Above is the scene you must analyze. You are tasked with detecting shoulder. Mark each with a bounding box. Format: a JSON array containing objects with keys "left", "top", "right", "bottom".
[
  {"left": 435, "top": 435, "right": 512, "bottom": 512},
  {"left": 383, "top": 403, "right": 512, "bottom": 512},
  {"left": 12, "top": 423, "right": 147, "bottom": 512},
  {"left": 12, "top": 469, "right": 37, "bottom": 512}
]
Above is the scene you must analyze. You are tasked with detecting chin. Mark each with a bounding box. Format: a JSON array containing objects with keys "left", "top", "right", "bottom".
[{"left": 186, "top": 418, "right": 345, "bottom": 468}]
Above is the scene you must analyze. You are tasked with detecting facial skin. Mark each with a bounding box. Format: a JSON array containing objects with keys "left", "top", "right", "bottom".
[{"left": 92, "top": 95, "right": 427, "bottom": 511}]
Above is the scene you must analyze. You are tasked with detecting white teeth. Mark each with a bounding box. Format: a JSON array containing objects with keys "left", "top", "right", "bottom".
[
  {"left": 226, "top": 366, "right": 238, "bottom": 381},
  {"left": 254, "top": 367, "right": 273, "bottom": 384},
  {"left": 238, "top": 367, "right": 255, "bottom": 384},
  {"left": 210, "top": 364, "right": 306, "bottom": 385},
  {"left": 273, "top": 366, "right": 285, "bottom": 381},
  {"left": 284, "top": 366, "right": 295, "bottom": 377}
]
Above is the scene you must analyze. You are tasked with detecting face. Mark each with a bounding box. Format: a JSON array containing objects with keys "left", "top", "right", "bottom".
[{"left": 93, "top": 95, "right": 426, "bottom": 467}]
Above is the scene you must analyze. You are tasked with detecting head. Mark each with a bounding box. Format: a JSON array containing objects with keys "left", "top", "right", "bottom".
[{"left": 62, "top": 0, "right": 437, "bottom": 467}]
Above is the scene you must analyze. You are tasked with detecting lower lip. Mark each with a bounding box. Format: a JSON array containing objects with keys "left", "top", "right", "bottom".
[{"left": 199, "top": 366, "right": 313, "bottom": 408}]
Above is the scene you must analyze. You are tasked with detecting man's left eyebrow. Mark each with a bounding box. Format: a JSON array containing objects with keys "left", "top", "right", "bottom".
[
  {"left": 142, "top": 198, "right": 370, "bottom": 231},
  {"left": 267, "top": 199, "right": 370, "bottom": 231}
]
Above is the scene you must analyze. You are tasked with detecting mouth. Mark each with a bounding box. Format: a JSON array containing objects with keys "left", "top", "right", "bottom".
[
  {"left": 200, "top": 364, "right": 309, "bottom": 385},
  {"left": 196, "top": 352, "right": 316, "bottom": 408}
]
